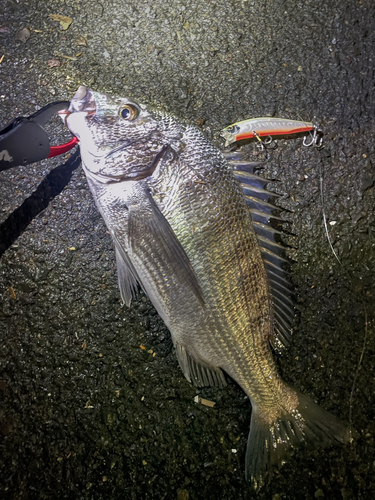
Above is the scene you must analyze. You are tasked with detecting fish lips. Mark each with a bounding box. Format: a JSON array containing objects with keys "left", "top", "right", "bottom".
[
  {"left": 68, "top": 85, "right": 97, "bottom": 114},
  {"left": 58, "top": 86, "right": 97, "bottom": 128}
]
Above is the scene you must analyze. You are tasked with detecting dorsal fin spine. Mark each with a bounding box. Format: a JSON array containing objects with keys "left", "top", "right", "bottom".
[{"left": 227, "top": 153, "right": 295, "bottom": 349}]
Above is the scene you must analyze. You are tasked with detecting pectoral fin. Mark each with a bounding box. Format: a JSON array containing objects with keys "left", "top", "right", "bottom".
[{"left": 128, "top": 184, "right": 205, "bottom": 307}]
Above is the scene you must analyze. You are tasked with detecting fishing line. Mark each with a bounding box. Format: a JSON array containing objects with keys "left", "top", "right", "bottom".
[
  {"left": 348, "top": 305, "right": 368, "bottom": 437},
  {"left": 319, "top": 163, "right": 341, "bottom": 265},
  {"left": 318, "top": 155, "right": 369, "bottom": 439}
]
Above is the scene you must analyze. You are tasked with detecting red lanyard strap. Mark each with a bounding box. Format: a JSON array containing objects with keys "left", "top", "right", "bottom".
[{"left": 48, "top": 136, "right": 79, "bottom": 158}]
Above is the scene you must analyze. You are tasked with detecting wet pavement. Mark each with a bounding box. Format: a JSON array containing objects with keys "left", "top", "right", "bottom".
[{"left": 0, "top": 0, "right": 374, "bottom": 498}]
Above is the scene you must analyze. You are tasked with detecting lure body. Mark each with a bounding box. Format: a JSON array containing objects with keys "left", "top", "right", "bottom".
[{"left": 220, "top": 117, "right": 314, "bottom": 147}]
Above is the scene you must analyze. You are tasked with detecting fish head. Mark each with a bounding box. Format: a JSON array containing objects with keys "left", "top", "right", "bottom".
[{"left": 61, "top": 86, "right": 180, "bottom": 182}]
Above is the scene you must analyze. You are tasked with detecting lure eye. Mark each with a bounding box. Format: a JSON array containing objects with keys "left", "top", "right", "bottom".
[
  {"left": 118, "top": 104, "right": 138, "bottom": 120},
  {"left": 226, "top": 125, "right": 240, "bottom": 134}
]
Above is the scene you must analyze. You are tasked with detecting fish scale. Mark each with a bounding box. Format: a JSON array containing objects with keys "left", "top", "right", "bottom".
[
  {"left": 146, "top": 131, "right": 306, "bottom": 435},
  {"left": 63, "top": 86, "right": 352, "bottom": 488},
  {"left": 144, "top": 137, "right": 275, "bottom": 404}
]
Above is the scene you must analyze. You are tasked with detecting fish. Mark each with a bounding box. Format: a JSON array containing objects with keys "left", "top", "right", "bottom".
[{"left": 61, "top": 86, "right": 351, "bottom": 487}]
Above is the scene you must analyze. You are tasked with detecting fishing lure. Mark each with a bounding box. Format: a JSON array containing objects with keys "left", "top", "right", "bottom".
[{"left": 220, "top": 117, "right": 322, "bottom": 148}]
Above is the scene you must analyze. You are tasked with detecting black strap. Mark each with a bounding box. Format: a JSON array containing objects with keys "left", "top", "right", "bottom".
[
  {"left": 0, "top": 150, "right": 81, "bottom": 257},
  {"left": 0, "top": 101, "right": 70, "bottom": 171}
]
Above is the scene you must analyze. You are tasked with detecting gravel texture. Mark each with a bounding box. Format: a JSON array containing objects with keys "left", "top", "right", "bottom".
[{"left": 0, "top": 0, "right": 374, "bottom": 499}]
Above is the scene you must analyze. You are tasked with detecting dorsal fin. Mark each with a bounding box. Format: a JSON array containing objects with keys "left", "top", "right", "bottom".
[
  {"left": 225, "top": 152, "right": 295, "bottom": 350},
  {"left": 249, "top": 209, "right": 285, "bottom": 226}
]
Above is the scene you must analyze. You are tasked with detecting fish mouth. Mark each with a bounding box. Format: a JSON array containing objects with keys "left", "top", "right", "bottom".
[
  {"left": 69, "top": 86, "right": 97, "bottom": 114},
  {"left": 58, "top": 86, "right": 97, "bottom": 124}
]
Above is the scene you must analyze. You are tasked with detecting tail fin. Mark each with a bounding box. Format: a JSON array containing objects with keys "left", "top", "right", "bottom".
[{"left": 245, "top": 391, "right": 352, "bottom": 488}]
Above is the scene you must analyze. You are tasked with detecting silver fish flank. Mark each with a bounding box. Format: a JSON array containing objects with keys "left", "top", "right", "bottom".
[{"left": 63, "top": 86, "right": 351, "bottom": 486}]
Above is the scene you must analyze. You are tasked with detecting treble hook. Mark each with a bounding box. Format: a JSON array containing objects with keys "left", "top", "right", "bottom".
[
  {"left": 263, "top": 135, "right": 273, "bottom": 145},
  {"left": 253, "top": 131, "right": 277, "bottom": 151},
  {"left": 303, "top": 126, "right": 323, "bottom": 148}
]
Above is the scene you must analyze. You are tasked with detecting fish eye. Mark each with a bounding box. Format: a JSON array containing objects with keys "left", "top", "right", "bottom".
[{"left": 118, "top": 104, "right": 138, "bottom": 120}]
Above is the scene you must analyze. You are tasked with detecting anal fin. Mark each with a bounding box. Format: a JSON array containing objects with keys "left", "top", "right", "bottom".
[{"left": 175, "top": 343, "right": 227, "bottom": 389}]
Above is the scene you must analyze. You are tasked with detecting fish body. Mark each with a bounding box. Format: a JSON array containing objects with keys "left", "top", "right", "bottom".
[{"left": 63, "top": 87, "right": 350, "bottom": 486}]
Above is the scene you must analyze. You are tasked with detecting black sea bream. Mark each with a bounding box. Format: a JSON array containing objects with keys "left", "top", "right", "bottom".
[{"left": 62, "top": 86, "right": 351, "bottom": 486}]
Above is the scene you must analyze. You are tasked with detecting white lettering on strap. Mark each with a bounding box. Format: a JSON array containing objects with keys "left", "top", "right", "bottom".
[{"left": 0, "top": 150, "right": 13, "bottom": 162}]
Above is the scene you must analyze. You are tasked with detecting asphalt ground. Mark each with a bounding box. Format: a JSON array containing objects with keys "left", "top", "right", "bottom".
[{"left": 0, "top": 1, "right": 374, "bottom": 499}]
